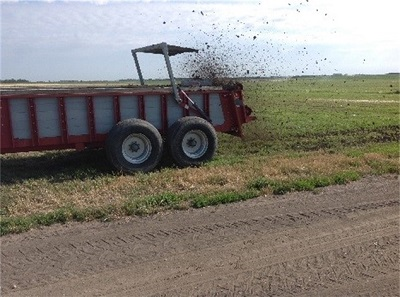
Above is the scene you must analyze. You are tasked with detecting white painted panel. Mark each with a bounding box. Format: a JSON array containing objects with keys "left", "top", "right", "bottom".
[
  {"left": 209, "top": 94, "right": 225, "bottom": 126},
  {"left": 120, "top": 95, "right": 139, "bottom": 120},
  {"left": 36, "top": 98, "right": 61, "bottom": 138},
  {"left": 65, "top": 97, "right": 89, "bottom": 135},
  {"left": 166, "top": 94, "right": 182, "bottom": 127},
  {"left": 93, "top": 96, "right": 114, "bottom": 134},
  {"left": 9, "top": 98, "right": 31, "bottom": 139},
  {"left": 144, "top": 95, "right": 162, "bottom": 129}
]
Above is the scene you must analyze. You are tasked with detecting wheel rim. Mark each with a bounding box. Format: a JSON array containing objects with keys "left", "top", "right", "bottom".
[
  {"left": 181, "top": 130, "right": 208, "bottom": 159},
  {"left": 122, "top": 133, "right": 152, "bottom": 164}
]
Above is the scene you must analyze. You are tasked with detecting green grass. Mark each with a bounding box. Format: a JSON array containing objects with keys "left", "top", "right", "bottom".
[
  {"left": 1, "top": 74, "right": 399, "bottom": 235},
  {"left": 191, "top": 190, "right": 258, "bottom": 208},
  {"left": 247, "top": 171, "right": 360, "bottom": 195},
  {"left": 237, "top": 75, "right": 398, "bottom": 151}
]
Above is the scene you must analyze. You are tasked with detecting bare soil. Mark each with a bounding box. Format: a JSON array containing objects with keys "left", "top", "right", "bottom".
[{"left": 1, "top": 175, "right": 399, "bottom": 297}]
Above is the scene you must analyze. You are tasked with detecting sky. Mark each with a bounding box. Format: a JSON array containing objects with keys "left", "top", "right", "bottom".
[{"left": 1, "top": 0, "right": 399, "bottom": 81}]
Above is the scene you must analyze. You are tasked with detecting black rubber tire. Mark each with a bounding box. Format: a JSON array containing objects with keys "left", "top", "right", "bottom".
[
  {"left": 168, "top": 116, "right": 217, "bottom": 167},
  {"left": 106, "top": 119, "right": 163, "bottom": 173}
]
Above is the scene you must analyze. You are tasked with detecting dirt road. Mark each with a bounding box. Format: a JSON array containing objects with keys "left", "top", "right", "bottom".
[{"left": 1, "top": 175, "right": 399, "bottom": 296}]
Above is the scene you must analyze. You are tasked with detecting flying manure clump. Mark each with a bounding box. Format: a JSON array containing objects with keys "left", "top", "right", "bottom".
[{"left": 181, "top": 48, "right": 238, "bottom": 86}]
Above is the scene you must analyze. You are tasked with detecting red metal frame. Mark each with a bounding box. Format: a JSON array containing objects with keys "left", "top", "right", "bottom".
[
  {"left": 203, "top": 93, "right": 210, "bottom": 118},
  {"left": 161, "top": 94, "right": 168, "bottom": 135},
  {"left": 87, "top": 96, "right": 95, "bottom": 142},
  {"left": 59, "top": 97, "right": 68, "bottom": 144},
  {"left": 1, "top": 98, "right": 12, "bottom": 149},
  {"left": 113, "top": 95, "right": 121, "bottom": 124},
  {"left": 0, "top": 89, "right": 254, "bottom": 154}
]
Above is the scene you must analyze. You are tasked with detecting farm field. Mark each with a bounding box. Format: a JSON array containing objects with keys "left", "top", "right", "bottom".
[{"left": 0, "top": 74, "right": 399, "bottom": 235}]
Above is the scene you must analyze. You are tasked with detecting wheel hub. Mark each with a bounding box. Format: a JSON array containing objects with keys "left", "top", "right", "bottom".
[
  {"left": 187, "top": 137, "right": 197, "bottom": 148},
  {"left": 129, "top": 141, "right": 140, "bottom": 153},
  {"left": 122, "top": 133, "right": 152, "bottom": 164},
  {"left": 181, "top": 130, "right": 208, "bottom": 159}
]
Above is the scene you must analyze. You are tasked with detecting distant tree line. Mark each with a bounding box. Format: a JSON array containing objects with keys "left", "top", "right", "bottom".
[{"left": 1, "top": 78, "right": 30, "bottom": 83}]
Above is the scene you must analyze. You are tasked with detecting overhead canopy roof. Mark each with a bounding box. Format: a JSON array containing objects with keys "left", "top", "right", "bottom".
[{"left": 131, "top": 42, "right": 198, "bottom": 56}]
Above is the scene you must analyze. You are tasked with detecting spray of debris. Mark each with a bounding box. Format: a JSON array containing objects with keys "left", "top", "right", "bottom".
[{"left": 163, "top": 1, "right": 338, "bottom": 84}]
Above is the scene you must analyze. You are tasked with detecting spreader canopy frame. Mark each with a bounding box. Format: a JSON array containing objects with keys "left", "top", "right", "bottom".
[{"left": 131, "top": 42, "right": 198, "bottom": 104}]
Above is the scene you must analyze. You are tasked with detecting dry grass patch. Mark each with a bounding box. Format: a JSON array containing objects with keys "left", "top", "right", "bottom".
[
  {"left": 4, "top": 149, "right": 395, "bottom": 218},
  {"left": 262, "top": 153, "right": 367, "bottom": 179}
]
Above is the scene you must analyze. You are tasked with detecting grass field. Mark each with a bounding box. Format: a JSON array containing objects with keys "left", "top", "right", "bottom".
[{"left": 1, "top": 74, "right": 399, "bottom": 235}]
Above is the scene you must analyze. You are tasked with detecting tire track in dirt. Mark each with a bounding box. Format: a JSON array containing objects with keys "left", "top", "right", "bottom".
[
  {"left": 153, "top": 234, "right": 399, "bottom": 297},
  {"left": 1, "top": 175, "right": 399, "bottom": 296},
  {"left": 2, "top": 199, "right": 398, "bottom": 291},
  {"left": 3, "top": 199, "right": 398, "bottom": 261},
  {"left": 92, "top": 213, "right": 400, "bottom": 296},
  {"left": 4, "top": 207, "right": 398, "bottom": 297}
]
